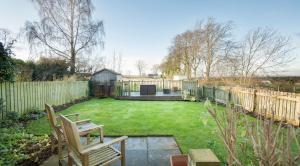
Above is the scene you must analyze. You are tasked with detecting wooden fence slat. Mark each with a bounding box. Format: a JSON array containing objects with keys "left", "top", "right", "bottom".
[
  {"left": 0, "top": 81, "right": 89, "bottom": 118},
  {"left": 200, "top": 85, "right": 300, "bottom": 126}
]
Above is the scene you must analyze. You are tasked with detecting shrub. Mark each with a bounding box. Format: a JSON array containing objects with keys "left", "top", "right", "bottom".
[
  {"left": 6, "top": 111, "right": 19, "bottom": 122},
  {"left": 0, "top": 103, "right": 50, "bottom": 165},
  {"left": 206, "top": 100, "right": 300, "bottom": 165},
  {"left": 19, "top": 109, "right": 45, "bottom": 122},
  {"left": 0, "top": 127, "right": 51, "bottom": 165},
  {"left": 0, "top": 112, "right": 20, "bottom": 128},
  {"left": 0, "top": 42, "right": 16, "bottom": 82}
]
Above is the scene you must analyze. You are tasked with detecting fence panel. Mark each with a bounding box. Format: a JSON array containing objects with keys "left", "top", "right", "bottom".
[
  {"left": 255, "top": 89, "right": 299, "bottom": 125},
  {"left": 214, "top": 87, "right": 230, "bottom": 104},
  {"left": 231, "top": 87, "right": 255, "bottom": 111},
  {"left": 202, "top": 86, "right": 214, "bottom": 100},
  {"left": 200, "top": 85, "right": 300, "bottom": 126},
  {"left": 0, "top": 81, "right": 89, "bottom": 118}
]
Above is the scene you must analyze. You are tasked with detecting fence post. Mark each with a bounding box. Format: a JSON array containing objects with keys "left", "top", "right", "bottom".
[
  {"left": 228, "top": 88, "right": 231, "bottom": 103},
  {"left": 212, "top": 86, "right": 216, "bottom": 101},
  {"left": 129, "top": 81, "right": 131, "bottom": 97},
  {"left": 252, "top": 89, "right": 257, "bottom": 112},
  {"left": 202, "top": 86, "right": 205, "bottom": 99},
  {"left": 181, "top": 80, "right": 183, "bottom": 91},
  {"left": 296, "top": 97, "right": 300, "bottom": 126},
  {"left": 121, "top": 80, "right": 124, "bottom": 96}
]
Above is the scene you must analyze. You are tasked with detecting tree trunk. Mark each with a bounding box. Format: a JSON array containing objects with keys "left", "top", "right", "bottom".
[
  {"left": 70, "top": 48, "right": 76, "bottom": 74},
  {"left": 70, "top": 0, "right": 75, "bottom": 74},
  {"left": 205, "top": 64, "right": 210, "bottom": 81}
]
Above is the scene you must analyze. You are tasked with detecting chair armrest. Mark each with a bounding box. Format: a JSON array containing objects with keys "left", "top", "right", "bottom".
[
  {"left": 75, "top": 119, "right": 91, "bottom": 125},
  {"left": 65, "top": 113, "right": 80, "bottom": 117},
  {"left": 56, "top": 113, "right": 80, "bottom": 122},
  {"left": 78, "top": 124, "right": 104, "bottom": 135},
  {"left": 81, "top": 136, "right": 128, "bottom": 154},
  {"left": 65, "top": 113, "right": 80, "bottom": 121}
]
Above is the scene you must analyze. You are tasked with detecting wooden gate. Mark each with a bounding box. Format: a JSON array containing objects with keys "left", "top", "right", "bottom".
[{"left": 92, "top": 81, "right": 115, "bottom": 98}]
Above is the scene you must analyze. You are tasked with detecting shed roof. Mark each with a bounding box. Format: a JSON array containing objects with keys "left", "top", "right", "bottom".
[{"left": 92, "top": 68, "right": 122, "bottom": 76}]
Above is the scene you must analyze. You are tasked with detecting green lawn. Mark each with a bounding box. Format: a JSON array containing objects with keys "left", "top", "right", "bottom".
[{"left": 26, "top": 98, "right": 227, "bottom": 162}]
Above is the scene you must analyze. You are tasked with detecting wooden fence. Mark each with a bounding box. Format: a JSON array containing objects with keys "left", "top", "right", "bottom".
[
  {"left": 0, "top": 81, "right": 89, "bottom": 118},
  {"left": 199, "top": 86, "right": 300, "bottom": 126}
]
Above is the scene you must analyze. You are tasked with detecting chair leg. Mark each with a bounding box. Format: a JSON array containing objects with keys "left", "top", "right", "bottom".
[
  {"left": 87, "top": 134, "right": 90, "bottom": 144},
  {"left": 121, "top": 140, "right": 126, "bottom": 166},
  {"left": 82, "top": 155, "right": 89, "bottom": 166},
  {"left": 58, "top": 135, "right": 63, "bottom": 160},
  {"left": 100, "top": 128, "right": 104, "bottom": 143},
  {"left": 50, "top": 135, "right": 55, "bottom": 152},
  {"left": 68, "top": 154, "right": 73, "bottom": 166}
]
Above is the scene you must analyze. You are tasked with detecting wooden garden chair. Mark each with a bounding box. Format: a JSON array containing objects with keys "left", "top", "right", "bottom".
[
  {"left": 45, "top": 104, "right": 104, "bottom": 161},
  {"left": 60, "top": 115, "right": 128, "bottom": 166}
]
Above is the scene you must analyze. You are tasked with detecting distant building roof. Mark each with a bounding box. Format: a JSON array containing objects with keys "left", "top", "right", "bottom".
[{"left": 92, "top": 68, "right": 122, "bottom": 76}]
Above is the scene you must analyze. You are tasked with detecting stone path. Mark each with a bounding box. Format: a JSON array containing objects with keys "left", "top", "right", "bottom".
[{"left": 42, "top": 136, "right": 181, "bottom": 166}]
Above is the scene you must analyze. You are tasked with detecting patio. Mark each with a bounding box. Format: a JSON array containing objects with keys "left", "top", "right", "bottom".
[
  {"left": 42, "top": 136, "right": 181, "bottom": 166},
  {"left": 116, "top": 91, "right": 182, "bottom": 101},
  {"left": 114, "top": 80, "right": 198, "bottom": 101}
]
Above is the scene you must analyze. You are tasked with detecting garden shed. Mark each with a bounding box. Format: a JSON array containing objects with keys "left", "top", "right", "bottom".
[
  {"left": 91, "top": 68, "right": 122, "bottom": 83},
  {"left": 90, "top": 68, "right": 122, "bottom": 97}
]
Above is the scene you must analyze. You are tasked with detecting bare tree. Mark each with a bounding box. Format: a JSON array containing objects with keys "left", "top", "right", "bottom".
[
  {"left": 191, "top": 24, "right": 204, "bottom": 78},
  {"left": 161, "top": 18, "right": 232, "bottom": 80},
  {"left": 151, "top": 64, "right": 160, "bottom": 74},
  {"left": 212, "top": 41, "right": 239, "bottom": 79},
  {"left": 201, "top": 18, "right": 233, "bottom": 80},
  {"left": 110, "top": 51, "right": 122, "bottom": 73},
  {"left": 178, "top": 31, "right": 193, "bottom": 79},
  {"left": 166, "top": 30, "right": 200, "bottom": 79},
  {"left": 136, "top": 60, "right": 146, "bottom": 76},
  {"left": 76, "top": 54, "right": 106, "bottom": 73},
  {"left": 0, "top": 29, "right": 16, "bottom": 53},
  {"left": 236, "top": 28, "right": 292, "bottom": 83},
  {"left": 25, "top": 0, "right": 104, "bottom": 74},
  {"left": 117, "top": 53, "right": 122, "bottom": 73},
  {"left": 160, "top": 46, "right": 181, "bottom": 77},
  {"left": 112, "top": 50, "right": 116, "bottom": 71}
]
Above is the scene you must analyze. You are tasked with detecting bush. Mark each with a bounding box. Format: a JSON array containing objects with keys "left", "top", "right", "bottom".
[
  {"left": 0, "top": 42, "right": 16, "bottom": 82},
  {"left": 6, "top": 111, "right": 19, "bottom": 122},
  {"left": 0, "top": 102, "right": 50, "bottom": 165},
  {"left": 0, "top": 127, "right": 51, "bottom": 165},
  {"left": 0, "top": 111, "right": 20, "bottom": 128},
  {"left": 206, "top": 101, "right": 300, "bottom": 165},
  {"left": 19, "top": 109, "right": 45, "bottom": 122}
]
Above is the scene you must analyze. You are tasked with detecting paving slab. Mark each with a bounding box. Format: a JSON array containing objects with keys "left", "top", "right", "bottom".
[
  {"left": 147, "top": 137, "right": 179, "bottom": 150},
  {"left": 148, "top": 149, "right": 182, "bottom": 166},
  {"left": 42, "top": 136, "right": 181, "bottom": 166}
]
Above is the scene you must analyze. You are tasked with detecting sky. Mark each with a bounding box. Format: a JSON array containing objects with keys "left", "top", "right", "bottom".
[{"left": 0, "top": 0, "right": 300, "bottom": 75}]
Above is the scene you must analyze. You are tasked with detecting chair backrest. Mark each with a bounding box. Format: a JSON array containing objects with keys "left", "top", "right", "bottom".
[
  {"left": 60, "top": 115, "right": 83, "bottom": 153},
  {"left": 45, "top": 104, "right": 57, "bottom": 129}
]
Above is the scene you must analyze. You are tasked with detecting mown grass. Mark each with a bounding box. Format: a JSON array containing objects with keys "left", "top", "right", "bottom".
[
  {"left": 27, "top": 98, "right": 229, "bottom": 162},
  {"left": 26, "top": 98, "right": 300, "bottom": 165}
]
